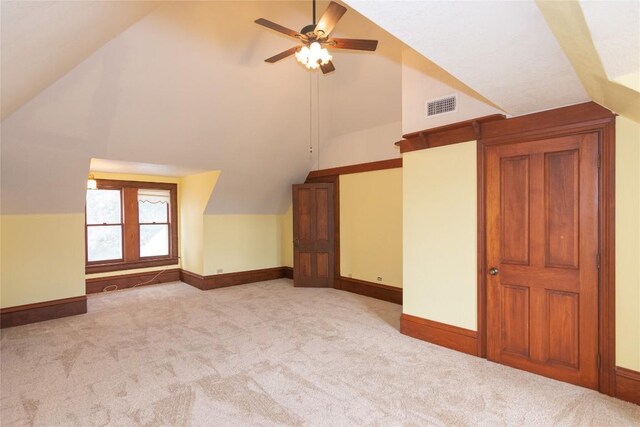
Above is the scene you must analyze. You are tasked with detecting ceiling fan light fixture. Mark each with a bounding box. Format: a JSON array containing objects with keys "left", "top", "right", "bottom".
[
  {"left": 255, "top": 1, "right": 377, "bottom": 74},
  {"left": 295, "top": 42, "right": 332, "bottom": 70}
]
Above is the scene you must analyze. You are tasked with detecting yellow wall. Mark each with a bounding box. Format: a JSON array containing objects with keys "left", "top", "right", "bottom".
[
  {"left": 1, "top": 214, "right": 86, "bottom": 307},
  {"left": 403, "top": 141, "right": 477, "bottom": 330},
  {"left": 281, "top": 205, "right": 293, "bottom": 268},
  {"left": 179, "top": 171, "right": 219, "bottom": 275},
  {"left": 616, "top": 116, "right": 640, "bottom": 371},
  {"left": 203, "top": 215, "right": 283, "bottom": 275},
  {"left": 340, "top": 169, "right": 403, "bottom": 287}
]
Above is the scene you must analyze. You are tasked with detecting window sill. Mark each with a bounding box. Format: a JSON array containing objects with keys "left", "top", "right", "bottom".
[{"left": 85, "top": 257, "right": 179, "bottom": 274}]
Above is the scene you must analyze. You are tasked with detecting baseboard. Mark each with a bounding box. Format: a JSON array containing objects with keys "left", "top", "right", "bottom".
[
  {"left": 180, "top": 267, "right": 288, "bottom": 290},
  {"left": 400, "top": 313, "right": 479, "bottom": 356},
  {"left": 616, "top": 367, "right": 640, "bottom": 405},
  {"left": 1, "top": 296, "right": 87, "bottom": 328},
  {"left": 179, "top": 269, "right": 206, "bottom": 288},
  {"left": 336, "top": 276, "right": 402, "bottom": 305},
  {"left": 282, "top": 266, "right": 294, "bottom": 279},
  {"left": 86, "top": 268, "right": 181, "bottom": 294}
]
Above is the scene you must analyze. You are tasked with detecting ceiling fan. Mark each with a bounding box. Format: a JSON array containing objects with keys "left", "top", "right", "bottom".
[{"left": 255, "top": 0, "right": 378, "bottom": 74}]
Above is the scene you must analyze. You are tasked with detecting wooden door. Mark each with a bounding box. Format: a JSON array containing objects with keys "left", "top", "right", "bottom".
[
  {"left": 292, "top": 183, "right": 334, "bottom": 287},
  {"left": 486, "top": 133, "right": 599, "bottom": 389}
]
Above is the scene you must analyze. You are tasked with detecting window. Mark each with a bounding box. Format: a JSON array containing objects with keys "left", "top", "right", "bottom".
[{"left": 85, "top": 179, "right": 178, "bottom": 273}]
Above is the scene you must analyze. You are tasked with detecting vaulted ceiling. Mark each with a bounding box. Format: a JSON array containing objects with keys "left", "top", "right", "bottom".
[
  {"left": 1, "top": 0, "right": 638, "bottom": 216},
  {"left": 343, "top": 0, "right": 639, "bottom": 118},
  {"left": 0, "top": 0, "right": 160, "bottom": 120}
]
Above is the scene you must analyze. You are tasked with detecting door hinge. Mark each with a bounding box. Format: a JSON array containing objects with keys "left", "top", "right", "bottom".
[
  {"left": 596, "top": 254, "right": 601, "bottom": 269},
  {"left": 597, "top": 154, "right": 601, "bottom": 168},
  {"left": 597, "top": 353, "right": 601, "bottom": 369}
]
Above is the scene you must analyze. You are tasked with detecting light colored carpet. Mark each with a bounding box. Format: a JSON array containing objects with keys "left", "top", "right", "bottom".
[{"left": 1, "top": 280, "right": 638, "bottom": 426}]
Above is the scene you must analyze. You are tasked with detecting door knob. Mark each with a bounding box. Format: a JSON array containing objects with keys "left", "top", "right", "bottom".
[{"left": 488, "top": 267, "right": 499, "bottom": 276}]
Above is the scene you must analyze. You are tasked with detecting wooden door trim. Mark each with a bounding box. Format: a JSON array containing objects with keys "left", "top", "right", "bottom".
[
  {"left": 305, "top": 157, "right": 404, "bottom": 288},
  {"left": 302, "top": 176, "right": 340, "bottom": 285},
  {"left": 477, "top": 108, "right": 616, "bottom": 396},
  {"left": 292, "top": 183, "right": 335, "bottom": 287},
  {"left": 476, "top": 142, "right": 488, "bottom": 358},
  {"left": 599, "top": 119, "right": 616, "bottom": 396}
]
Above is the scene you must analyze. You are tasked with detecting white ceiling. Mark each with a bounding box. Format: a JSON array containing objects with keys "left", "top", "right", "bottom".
[
  {"left": 2, "top": 0, "right": 638, "bottom": 216},
  {"left": 0, "top": 1, "right": 405, "bottom": 215},
  {"left": 580, "top": 0, "right": 640, "bottom": 81},
  {"left": 0, "top": 0, "right": 160, "bottom": 120},
  {"left": 343, "top": 0, "right": 590, "bottom": 115}
]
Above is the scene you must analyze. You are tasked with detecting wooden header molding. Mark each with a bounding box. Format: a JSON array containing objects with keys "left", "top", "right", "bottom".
[
  {"left": 396, "top": 102, "right": 616, "bottom": 153},
  {"left": 306, "top": 158, "right": 402, "bottom": 181},
  {"left": 396, "top": 114, "right": 505, "bottom": 153}
]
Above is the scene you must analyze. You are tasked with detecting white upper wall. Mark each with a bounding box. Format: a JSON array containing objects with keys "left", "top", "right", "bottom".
[
  {"left": 402, "top": 48, "right": 504, "bottom": 134},
  {"left": 1, "top": 1, "right": 404, "bottom": 215}
]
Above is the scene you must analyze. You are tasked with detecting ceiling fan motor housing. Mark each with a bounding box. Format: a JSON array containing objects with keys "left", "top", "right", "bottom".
[{"left": 300, "top": 24, "right": 317, "bottom": 37}]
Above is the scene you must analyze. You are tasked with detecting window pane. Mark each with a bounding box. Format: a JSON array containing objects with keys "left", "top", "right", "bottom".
[
  {"left": 87, "top": 226, "right": 122, "bottom": 261},
  {"left": 86, "top": 190, "right": 121, "bottom": 225},
  {"left": 138, "top": 189, "right": 169, "bottom": 223},
  {"left": 140, "top": 224, "right": 169, "bottom": 257}
]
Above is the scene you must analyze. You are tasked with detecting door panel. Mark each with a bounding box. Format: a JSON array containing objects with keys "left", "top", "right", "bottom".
[
  {"left": 547, "top": 290, "right": 579, "bottom": 368},
  {"left": 545, "top": 150, "right": 580, "bottom": 268},
  {"left": 315, "top": 189, "right": 329, "bottom": 241},
  {"left": 500, "top": 156, "right": 530, "bottom": 265},
  {"left": 501, "top": 285, "right": 530, "bottom": 357},
  {"left": 293, "top": 183, "right": 335, "bottom": 287},
  {"left": 486, "top": 133, "right": 599, "bottom": 389}
]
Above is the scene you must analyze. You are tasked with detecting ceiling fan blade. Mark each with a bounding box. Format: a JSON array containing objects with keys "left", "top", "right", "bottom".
[
  {"left": 330, "top": 38, "right": 378, "bottom": 51},
  {"left": 255, "top": 18, "right": 302, "bottom": 39},
  {"left": 315, "top": 1, "right": 347, "bottom": 37},
  {"left": 320, "top": 61, "right": 335, "bottom": 74},
  {"left": 265, "top": 46, "right": 300, "bottom": 63}
]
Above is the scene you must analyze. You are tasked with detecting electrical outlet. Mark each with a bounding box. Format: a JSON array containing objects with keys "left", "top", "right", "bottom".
[
  {"left": 217, "top": 269, "right": 223, "bottom": 274},
  {"left": 377, "top": 276, "right": 382, "bottom": 282}
]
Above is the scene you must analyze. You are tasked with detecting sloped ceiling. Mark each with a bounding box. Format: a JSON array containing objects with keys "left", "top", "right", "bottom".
[
  {"left": 3, "top": 0, "right": 637, "bottom": 217},
  {"left": 536, "top": 0, "right": 640, "bottom": 122},
  {"left": 581, "top": 0, "right": 639, "bottom": 84},
  {"left": 343, "top": 0, "right": 590, "bottom": 115},
  {"left": 344, "top": 0, "right": 640, "bottom": 120},
  {"left": 0, "top": 0, "right": 160, "bottom": 120},
  {"left": 0, "top": 1, "right": 407, "bottom": 215}
]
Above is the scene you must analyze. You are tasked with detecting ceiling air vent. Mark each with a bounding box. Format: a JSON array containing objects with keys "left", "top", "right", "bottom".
[{"left": 426, "top": 94, "right": 457, "bottom": 118}]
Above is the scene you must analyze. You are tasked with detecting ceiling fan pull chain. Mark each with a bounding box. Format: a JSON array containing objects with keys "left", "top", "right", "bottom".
[
  {"left": 309, "top": 71, "right": 313, "bottom": 155},
  {"left": 317, "top": 72, "right": 320, "bottom": 170}
]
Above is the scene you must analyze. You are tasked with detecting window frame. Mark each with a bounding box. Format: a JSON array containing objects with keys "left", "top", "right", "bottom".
[
  {"left": 85, "top": 187, "right": 125, "bottom": 264},
  {"left": 85, "top": 179, "right": 178, "bottom": 274}
]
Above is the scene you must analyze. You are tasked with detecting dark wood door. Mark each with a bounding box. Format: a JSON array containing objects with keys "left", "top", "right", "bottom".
[
  {"left": 486, "top": 133, "right": 599, "bottom": 389},
  {"left": 292, "top": 183, "right": 334, "bottom": 287}
]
